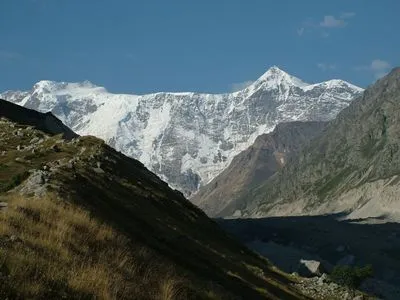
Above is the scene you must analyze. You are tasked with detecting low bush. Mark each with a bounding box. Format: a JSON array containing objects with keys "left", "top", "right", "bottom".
[
  {"left": 0, "top": 171, "right": 30, "bottom": 192},
  {"left": 329, "top": 264, "right": 373, "bottom": 289}
]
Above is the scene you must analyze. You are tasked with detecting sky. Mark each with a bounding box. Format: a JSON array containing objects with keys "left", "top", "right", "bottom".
[{"left": 0, "top": 0, "right": 399, "bottom": 94}]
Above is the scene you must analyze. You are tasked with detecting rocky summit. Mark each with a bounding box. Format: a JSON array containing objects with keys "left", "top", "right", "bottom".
[{"left": 1, "top": 67, "right": 363, "bottom": 196}]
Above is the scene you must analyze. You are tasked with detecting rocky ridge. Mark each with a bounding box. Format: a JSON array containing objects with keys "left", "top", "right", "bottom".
[
  {"left": 192, "top": 121, "right": 327, "bottom": 216},
  {"left": 231, "top": 67, "right": 400, "bottom": 220}
]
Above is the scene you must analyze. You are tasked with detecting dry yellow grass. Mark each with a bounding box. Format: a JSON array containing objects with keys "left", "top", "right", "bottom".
[
  {"left": 0, "top": 194, "right": 187, "bottom": 299},
  {"left": 0, "top": 117, "right": 308, "bottom": 300}
]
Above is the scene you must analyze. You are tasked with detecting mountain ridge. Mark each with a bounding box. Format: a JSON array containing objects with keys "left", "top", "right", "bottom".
[
  {"left": 1, "top": 66, "right": 363, "bottom": 196},
  {"left": 233, "top": 67, "right": 400, "bottom": 220},
  {"left": 0, "top": 99, "right": 77, "bottom": 140}
]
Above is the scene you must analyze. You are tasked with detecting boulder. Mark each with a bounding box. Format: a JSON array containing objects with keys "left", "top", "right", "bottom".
[
  {"left": 298, "top": 259, "right": 332, "bottom": 277},
  {"left": 317, "top": 273, "right": 329, "bottom": 285},
  {"left": 15, "top": 157, "right": 25, "bottom": 163},
  {"left": 30, "top": 137, "right": 40, "bottom": 144},
  {"left": 93, "top": 167, "right": 105, "bottom": 174},
  {"left": 26, "top": 170, "right": 47, "bottom": 185},
  {"left": 15, "top": 130, "right": 24, "bottom": 137}
]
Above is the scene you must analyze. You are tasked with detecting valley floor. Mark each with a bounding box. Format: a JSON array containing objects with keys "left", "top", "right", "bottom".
[{"left": 218, "top": 214, "right": 400, "bottom": 300}]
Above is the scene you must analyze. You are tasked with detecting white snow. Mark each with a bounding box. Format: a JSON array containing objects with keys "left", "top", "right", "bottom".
[{"left": 1, "top": 66, "right": 364, "bottom": 196}]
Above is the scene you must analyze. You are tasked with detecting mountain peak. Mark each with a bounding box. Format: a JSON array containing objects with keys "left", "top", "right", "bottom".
[
  {"left": 31, "top": 80, "right": 106, "bottom": 95},
  {"left": 267, "top": 65, "right": 287, "bottom": 74},
  {"left": 259, "top": 66, "right": 289, "bottom": 79},
  {"left": 312, "top": 79, "right": 364, "bottom": 92},
  {"left": 255, "top": 66, "right": 309, "bottom": 88}
]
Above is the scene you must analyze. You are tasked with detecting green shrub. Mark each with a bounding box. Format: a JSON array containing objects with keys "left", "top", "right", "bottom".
[
  {"left": 0, "top": 171, "right": 30, "bottom": 192},
  {"left": 329, "top": 264, "right": 373, "bottom": 288}
]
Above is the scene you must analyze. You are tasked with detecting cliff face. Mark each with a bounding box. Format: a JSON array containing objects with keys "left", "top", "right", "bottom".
[
  {"left": 238, "top": 68, "right": 400, "bottom": 220},
  {"left": 192, "top": 121, "right": 326, "bottom": 217}
]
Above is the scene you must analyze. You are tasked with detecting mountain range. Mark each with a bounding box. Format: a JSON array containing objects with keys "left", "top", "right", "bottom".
[
  {"left": 2, "top": 66, "right": 398, "bottom": 298},
  {"left": 1, "top": 67, "right": 363, "bottom": 196},
  {"left": 224, "top": 67, "right": 400, "bottom": 221}
]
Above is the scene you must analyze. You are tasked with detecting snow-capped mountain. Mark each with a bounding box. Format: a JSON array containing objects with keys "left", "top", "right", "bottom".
[{"left": 1, "top": 66, "right": 363, "bottom": 196}]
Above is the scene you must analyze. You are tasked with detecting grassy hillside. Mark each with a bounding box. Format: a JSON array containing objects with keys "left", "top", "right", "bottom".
[
  {"left": 0, "top": 194, "right": 191, "bottom": 299},
  {"left": 0, "top": 102, "right": 307, "bottom": 299}
]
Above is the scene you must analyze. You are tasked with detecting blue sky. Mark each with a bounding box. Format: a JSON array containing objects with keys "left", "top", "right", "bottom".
[{"left": 0, "top": 0, "right": 399, "bottom": 94}]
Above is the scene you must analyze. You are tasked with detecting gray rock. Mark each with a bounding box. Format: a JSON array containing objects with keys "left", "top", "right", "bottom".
[
  {"left": 17, "top": 170, "right": 52, "bottom": 197},
  {"left": 329, "top": 282, "right": 339, "bottom": 290},
  {"left": 298, "top": 259, "right": 325, "bottom": 277},
  {"left": 93, "top": 167, "right": 105, "bottom": 174},
  {"left": 317, "top": 273, "right": 329, "bottom": 285},
  {"left": 15, "top": 157, "right": 25, "bottom": 163},
  {"left": 29, "top": 171, "right": 46, "bottom": 185},
  {"left": 30, "top": 137, "right": 40, "bottom": 144}
]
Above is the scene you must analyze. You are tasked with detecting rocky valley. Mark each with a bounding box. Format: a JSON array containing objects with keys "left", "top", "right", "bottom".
[{"left": 190, "top": 68, "right": 400, "bottom": 299}]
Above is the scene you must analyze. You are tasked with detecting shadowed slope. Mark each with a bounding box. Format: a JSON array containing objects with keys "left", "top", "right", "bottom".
[
  {"left": 0, "top": 99, "right": 307, "bottom": 299},
  {"left": 0, "top": 99, "right": 77, "bottom": 140}
]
